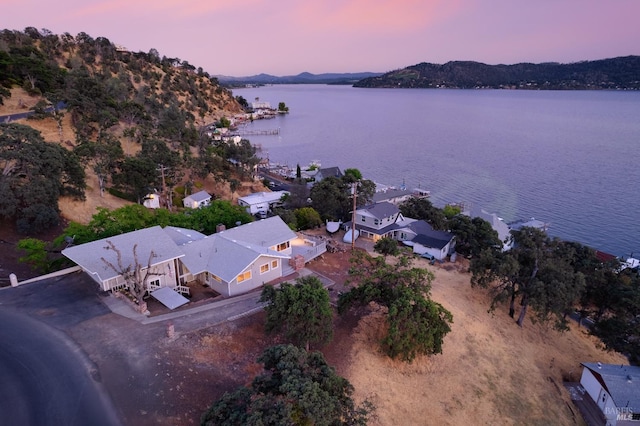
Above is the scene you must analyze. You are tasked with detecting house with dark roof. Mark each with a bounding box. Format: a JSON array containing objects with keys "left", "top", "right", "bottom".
[
  {"left": 397, "top": 220, "right": 456, "bottom": 261},
  {"left": 344, "top": 202, "right": 405, "bottom": 241},
  {"left": 315, "top": 167, "right": 343, "bottom": 182},
  {"left": 345, "top": 201, "right": 456, "bottom": 260},
  {"left": 580, "top": 362, "right": 640, "bottom": 424}
]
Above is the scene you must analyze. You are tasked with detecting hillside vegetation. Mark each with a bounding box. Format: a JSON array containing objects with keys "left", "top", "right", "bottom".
[
  {"left": 354, "top": 56, "right": 640, "bottom": 89},
  {"left": 0, "top": 27, "right": 253, "bottom": 232}
]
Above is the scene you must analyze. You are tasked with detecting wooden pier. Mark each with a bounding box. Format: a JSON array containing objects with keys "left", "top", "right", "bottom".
[{"left": 231, "top": 128, "right": 280, "bottom": 136}]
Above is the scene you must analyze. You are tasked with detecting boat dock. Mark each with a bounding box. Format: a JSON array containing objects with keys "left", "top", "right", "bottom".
[{"left": 231, "top": 128, "right": 280, "bottom": 136}]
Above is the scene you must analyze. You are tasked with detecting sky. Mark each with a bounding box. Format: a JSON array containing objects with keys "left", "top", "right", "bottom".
[{"left": 2, "top": 0, "right": 640, "bottom": 76}]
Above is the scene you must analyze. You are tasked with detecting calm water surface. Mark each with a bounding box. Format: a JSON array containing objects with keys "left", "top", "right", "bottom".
[{"left": 234, "top": 85, "right": 640, "bottom": 257}]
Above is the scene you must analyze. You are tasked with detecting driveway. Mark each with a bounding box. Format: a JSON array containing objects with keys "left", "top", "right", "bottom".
[{"left": 0, "top": 268, "right": 335, "bottom": 425}]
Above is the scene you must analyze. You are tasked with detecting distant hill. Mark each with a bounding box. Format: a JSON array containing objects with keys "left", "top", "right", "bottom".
[
  {"left": 353, "top": 56, "right": 640, "bottom": 90},
  {"left": 217, "top": 72, "right": 383, "bottom": 86}
]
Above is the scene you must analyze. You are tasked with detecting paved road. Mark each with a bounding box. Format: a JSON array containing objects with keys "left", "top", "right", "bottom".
[
  {"left": 0, "top": 308, "right": 122, "bottom": 426},
  {"left": 1, "top": 102, "right": 66, "bottom": 123}
]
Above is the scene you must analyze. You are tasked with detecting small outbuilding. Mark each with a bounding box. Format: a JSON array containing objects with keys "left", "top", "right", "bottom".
[
  {"left": 237, "top": 190, "right": 288, "bottom": 215},
  {"left": 183, "top": 190, "right": 212, "bottom": 209}
]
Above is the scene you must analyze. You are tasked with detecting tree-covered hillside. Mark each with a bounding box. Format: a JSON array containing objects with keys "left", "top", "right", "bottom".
[
  {"left": 354, "top": 56, "right": 640, "bottom": 89},
  {"left": 0, "top": 27, "right": 252, "bottom": 233}
]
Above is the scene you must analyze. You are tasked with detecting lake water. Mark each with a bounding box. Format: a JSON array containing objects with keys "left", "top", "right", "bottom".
[{"left": 233, "top": 85, "right": 640, "bottom": 258}]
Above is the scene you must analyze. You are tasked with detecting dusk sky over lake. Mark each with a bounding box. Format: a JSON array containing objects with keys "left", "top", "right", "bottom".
[{"left": 4, "top": 0, "right": 639, "bottom": 76}]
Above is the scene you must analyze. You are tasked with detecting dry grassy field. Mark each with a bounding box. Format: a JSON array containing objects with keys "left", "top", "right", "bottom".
[{"left": 336, "top": 257, "right": 626, "bottom": 426}]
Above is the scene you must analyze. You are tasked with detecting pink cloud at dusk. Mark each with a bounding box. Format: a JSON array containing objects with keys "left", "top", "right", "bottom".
[{"left": 2, "top": 0, "right": 639, "bottom": 76}]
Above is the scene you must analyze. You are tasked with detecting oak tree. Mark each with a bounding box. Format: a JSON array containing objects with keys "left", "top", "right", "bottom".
[
  {"left": 260, "top": 275, "right": 333, "bottom": 350},
  {"left": 339, "top": 251, "right": 453, "bottom": 362},
  {"left": 201, "top": 344, "right": 373, "bottom": 426}
]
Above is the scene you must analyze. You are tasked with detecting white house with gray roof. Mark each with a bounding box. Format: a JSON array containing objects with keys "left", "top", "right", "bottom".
[
  {"left": 237, "top": 191, "right": 289, "bottom": 215},
  {"left": 345, "top": 201, "right": 455, "bottom": 260},
  {"left": 183, "top": 190, "right": 212, "bottom": 209},
  {"left": 580, "top": 362, "right": 640, "bottom": 425},
  {"left": 62, "top": 226, "right": 185, "bottom": 293},
  {"left": 62, "top": 217, "right": 323, "bottom": 300},
  {"left": 345, "top": 202, "right": 405, "bottom": 241},
  {"left": 395, "top": 219, "right": 456, "bottom": 261}
]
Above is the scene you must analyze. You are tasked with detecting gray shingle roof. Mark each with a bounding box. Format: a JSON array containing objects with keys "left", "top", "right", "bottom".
[
  {"left": 217, "top": 216, "right": 297, "bottom": 248},
  {"left": 61, "top": 226, "right": 185, "bottom": 282},
  {"left": 185, "top": 190, "right": 211, "bottom": 203},
  {"left": 62, "top": 217, "right": 297, "bottom": 285},
  {"left": 372, "top": 188, "right": 413, "bottom": 204},
  {"left": 582, "top": 363, "right": 640, "bottom": 410},
  {"left": 408, "top": 221, "right": 454, "bottom": 250},
  {"left": 318, "top": 167, "right": 343, "bottom": 179},
  {"left": 179, "top": 234, "right": 287, "bottom": 282},
  {"left": 162, "top": 226, "right": 206, "bottom": 246},
  {"left": 360, "top": 202, "right": 400, "bottom": 220}
]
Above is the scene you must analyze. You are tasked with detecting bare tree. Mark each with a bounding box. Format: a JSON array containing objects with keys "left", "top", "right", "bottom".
[{"left": 101, "top": 240, "right": 161, "bottom": 306}]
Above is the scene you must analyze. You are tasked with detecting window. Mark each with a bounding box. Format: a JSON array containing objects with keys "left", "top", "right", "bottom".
[
  {"left": 271, "top": 260, "right": 278, "bottom": 269},
  {"left": 374, "top": 219, "right": 380, "bottom": 225},
  {"left": 149, "top": 279, "right": 160, "bottom": 287},
  {"left": 260, "top": 263, "right": 270, "bottom": 274},
  {"left": 237, "top": 271, "right": 252, "bottom": 283},
  {"left": 210, "top": 273, "right": 221, "bottom": 282},
  {"left": 361, "top": 216, "right": 366, "bottom": 223},
  {"left": 276, "top": 241, "right": 290, "bottom": 252}
]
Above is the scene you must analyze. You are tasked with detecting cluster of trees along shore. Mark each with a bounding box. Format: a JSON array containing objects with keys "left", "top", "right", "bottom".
[{"left": 3, "top": 28, "right": 640, "bottom": 424}]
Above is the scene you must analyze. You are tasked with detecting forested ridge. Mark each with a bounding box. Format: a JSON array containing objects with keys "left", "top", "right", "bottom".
[
  {"left": 0, "top": 27, "right": 251, "bottom": 233},
  {"left": 354, "top": 56, "right": 640, "bottom": 89}
]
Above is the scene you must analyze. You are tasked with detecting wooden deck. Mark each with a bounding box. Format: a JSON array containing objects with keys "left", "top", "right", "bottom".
[{"left": 564, "top": 382, "right": 606, "bottom": 426}]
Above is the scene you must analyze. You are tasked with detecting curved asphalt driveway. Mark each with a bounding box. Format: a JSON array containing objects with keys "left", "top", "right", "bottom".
[{"left": 0, "top": 308, "right": 122, "bottom": 426}]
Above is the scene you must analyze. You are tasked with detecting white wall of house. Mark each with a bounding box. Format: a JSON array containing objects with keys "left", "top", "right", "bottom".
[
  {"left": 202, "top": 273, "right": 229, "bottom": 297},
  {"left": 238, "top": 199, "right": 269, "bottom": 214},
  {"left": 230, "top": 257, "right": 282, "bottom": 297},
  {"left": 201, "top": 256, "right": 283, "bottom": 297},
  {"left": 99, "top": 260, "right": 178, "bottom": 292},
  {"left": 411, "top": 242, "right": 452, "bottom": 261},
  {"left": 580, "top": 368, "right": 619, "bottom": 425},
  {"left": 356, "top": 212, "right": 399, "bottom": 231},
  {"left": 143, "top": 193, "right": 161, "bottom": 209}
]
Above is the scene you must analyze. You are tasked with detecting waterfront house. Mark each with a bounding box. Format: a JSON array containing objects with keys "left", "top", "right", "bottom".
[
  {"left": 469, "top": 207, "right": 513, "bottom": 251},
  {"left": 183, "top": 190, "right": 212, "bottom": 209},
  {"left": 315, "top": 167, "right": 343, "bottom": 182},
  {"left": 62, "top": 217, "right": 326, "bottom": 302},
  {"left": 237, "top": 190, "right": 289, "bottom": 216},
  {"left": 372, "top": 187, "right": 415, "bottom": 205},
  {"left": 344, "top": 201, "right": 456, "bottom": 260},
  {"left": 396, "top": 220, "right": 456, "bottom": 261},
  {"left": 344, "top": 202, "right": 404, "bottom": 241},
  {"left": 62, "top": 226, "right": 185, "bottom": 293},
  {"left": 579, "top": 362, "right": 640, "bottom": 424}
]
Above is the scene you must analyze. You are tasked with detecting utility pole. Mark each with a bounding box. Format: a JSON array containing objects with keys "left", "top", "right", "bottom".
[
  {"left": 351, "top": 181, "right": 357, "bottom": 251},
  {"left": 157, "top": 164, "right": 172, "bottom": 212}
]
